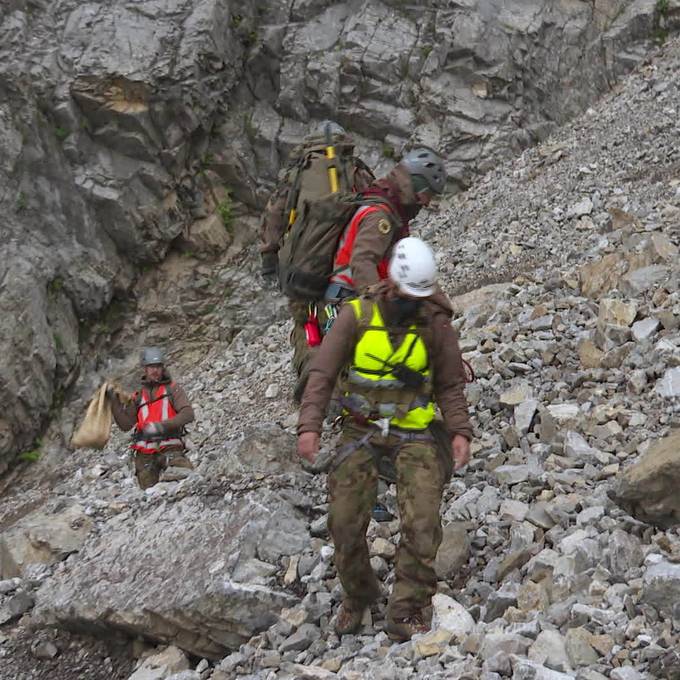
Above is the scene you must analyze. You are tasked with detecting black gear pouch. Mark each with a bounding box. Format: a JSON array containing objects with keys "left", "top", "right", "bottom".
[{"left": 390, "top": 363, "right": 426, "bottom": 390}]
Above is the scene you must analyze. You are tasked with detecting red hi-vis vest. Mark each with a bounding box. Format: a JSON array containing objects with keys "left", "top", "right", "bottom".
[
  {"left": 330, "top": 204, "right": 392, "bottom": 289},
  {"left": 132, "top": 384, "right": 184, "bottom": 455}
]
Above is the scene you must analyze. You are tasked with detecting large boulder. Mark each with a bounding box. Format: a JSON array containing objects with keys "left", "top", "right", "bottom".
[
  {"left": 33, "top": 491, "right": 307, "bottom": 659},
  {"left": 641, "top": 559, "right": 680, "bottom": 618},
  {"left": 199, "top": 423, "right": 299, "bottom": 478},
  {"left": 608, "top": 431, "right": 680, "bottom": 527}
]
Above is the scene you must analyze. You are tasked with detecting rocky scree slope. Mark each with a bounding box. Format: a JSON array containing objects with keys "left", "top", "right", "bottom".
[
  {"left": 2, "top": 33, "right": 680, "bottom": 680},
  {"left": 0, "top": 0, "right": 676, "bottom": 469}
]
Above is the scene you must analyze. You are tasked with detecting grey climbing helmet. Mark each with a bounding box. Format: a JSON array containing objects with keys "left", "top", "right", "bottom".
[
  {"left": 400, "top": 147, "right": 447, "bottom": 195},
  {"left": 141, "top": 347, "right": 165, "bottom": 366},
  {"left": 317, "top": 120, "right": 346, "bottom": 137}
]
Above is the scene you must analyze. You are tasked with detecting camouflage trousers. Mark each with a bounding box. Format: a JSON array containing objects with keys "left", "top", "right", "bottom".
[
  {"left": 328, "top": 424, "right": 445, "bottom": 621},
  {"left": 289, "top": 301, "right": 328, "bottom": 399},
  {"left": 133, "top": 448, "right": 193, "bottom": 489}
]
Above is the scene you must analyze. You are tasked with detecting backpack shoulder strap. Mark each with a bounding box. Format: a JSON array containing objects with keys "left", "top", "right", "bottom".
[
  {"left": 358, "top": 298, "right": 374, "bottom": 334},
  {"left": 353, "top": 157, "right": 376, "bottom": 182},
  {"left": 284, "top": 156, "right": 307, "bottom": 219},
  {"left": 347, "top": 297, "right": 375, "bottom": 336},
  {"left": 165, "top": 382, "right": 176, "bottom": 410},
  {"left": 356, "top": 195, "right": 400, "bottom": 230},
  {"left": 414, "top": 311, "right": 435, "bottom": 367}
]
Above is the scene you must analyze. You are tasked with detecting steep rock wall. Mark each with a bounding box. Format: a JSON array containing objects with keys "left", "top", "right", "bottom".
[{"left": 0, "top": 0, "right": 670, "bottom": 466}]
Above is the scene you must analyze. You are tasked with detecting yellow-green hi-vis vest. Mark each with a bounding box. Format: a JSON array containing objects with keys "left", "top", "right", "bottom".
[{"left": 342, "top": 298, "right": 435, "bottom": 430}]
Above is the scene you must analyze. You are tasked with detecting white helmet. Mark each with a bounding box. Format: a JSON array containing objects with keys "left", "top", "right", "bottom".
[{"left": 388, "top": 237, "right": 437, "bottom": 298}]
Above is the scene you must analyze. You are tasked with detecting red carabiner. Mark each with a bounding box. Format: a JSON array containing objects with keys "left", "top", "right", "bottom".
[{"left": 304, "top": 309, "right": 322, "bottom": 347}]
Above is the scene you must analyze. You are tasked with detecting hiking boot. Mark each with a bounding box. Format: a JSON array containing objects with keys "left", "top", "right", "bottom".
[
  {"left": 386, "top": 611, "right": 429, "bottom": 641},
  {"left": 334, "top": 600, "right": 365, "bottom": 636}
]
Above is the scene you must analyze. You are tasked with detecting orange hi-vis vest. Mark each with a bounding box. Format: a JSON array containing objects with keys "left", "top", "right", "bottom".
[
  {"left": 132, "top": 384, "right": 184, "bottom": 455},
  {"left": 329, "top": 204, "right": 392, "bottom": 289}
]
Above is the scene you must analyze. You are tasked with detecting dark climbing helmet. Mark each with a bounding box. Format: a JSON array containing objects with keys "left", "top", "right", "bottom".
[
  {"left": 400, "top": 147, "right": 447, "bottom": 195},
  {"left": 141, "top": 347, "right": 165, "bottom": 366}
]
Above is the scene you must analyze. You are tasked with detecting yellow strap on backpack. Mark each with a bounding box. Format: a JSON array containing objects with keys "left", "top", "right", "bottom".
[{"left": 324, "top": 124, "right": 340, "bottom": 193}]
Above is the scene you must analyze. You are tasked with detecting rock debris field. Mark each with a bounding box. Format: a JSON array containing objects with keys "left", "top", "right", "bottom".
[{"left": 2, "top": 32, "right": 680, "bottom": 680}]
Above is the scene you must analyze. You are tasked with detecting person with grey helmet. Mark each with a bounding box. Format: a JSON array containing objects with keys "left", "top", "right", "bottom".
[
  {"left": 109, "top": 347, "right": 195, "bottom": 489},
  {"left": 399, "top": 146, "right": 447, "bottom": 196},
  {"left": 325, "top": 145, "right": 447, "bottom": 301}
]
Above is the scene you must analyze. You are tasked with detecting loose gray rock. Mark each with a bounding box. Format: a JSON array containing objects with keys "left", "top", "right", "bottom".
[
  {"left": 609, "top": 431, "right": 680, "bottom": 527},
  {"left": 641, "top": 559, "right": 680, "bottom": 618},
  {"left": 31, "top": 640, "right": 59, "bottom": 660},
  {"left": 528, "top": 630, "right": 572, "bottom": 673},
  {"left": 565, "top": 627, "right": 599, "bottom": 667},
  {"left": 435, "top": 522, "right": 471, "bottom": 580},
  {"left": 279, "top": 623, "right": 321, "bottom": 653}
]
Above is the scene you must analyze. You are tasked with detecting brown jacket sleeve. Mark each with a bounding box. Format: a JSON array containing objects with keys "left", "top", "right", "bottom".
[
  {"left": 110, "top": 394, "right": 137, "bottom": 432},
  {"left": 259, "top": 185, "right": 289, "bottom": 255},
  {"left": 163, "top": 383, "right": 195, "bottom": 435},
  {"left": 430, "top": 316, "right": 473, "bottom": 441},
  {"left": 350, "top": 207, "right": 397, "bottom": 293},
  {"left": 298, "top": 305, "right": 358, "bottom": 435}
]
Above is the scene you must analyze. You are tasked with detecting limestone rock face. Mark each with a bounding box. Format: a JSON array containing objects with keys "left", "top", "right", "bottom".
[
  {"left": 0, "top": 504, "right": 93, "bottom": 579},
  {"left": 32, "top": 491, "right": 305, "bottom": 659},
  {"left": 608, "top": 431, "right": 680, "bottom": 527},
  {"left": 0, "top": 0, "right": 246, "bottom": 468},
  {"left": 0, "top": 0, "right": 664, "bottom": 466}
]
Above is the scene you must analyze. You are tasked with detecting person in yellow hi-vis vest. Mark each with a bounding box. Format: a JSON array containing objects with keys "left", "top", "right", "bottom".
[{"left": 297, "top": 237, "right": 472, "bottom": 642}]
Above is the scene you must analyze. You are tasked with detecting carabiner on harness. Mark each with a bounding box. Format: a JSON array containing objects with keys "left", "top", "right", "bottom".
[
  {"left": 304, "top": 303, "right": 322, "bottom": 347},
  {"left": 323, "top": 303, "right": 339, "bottom": 335}
]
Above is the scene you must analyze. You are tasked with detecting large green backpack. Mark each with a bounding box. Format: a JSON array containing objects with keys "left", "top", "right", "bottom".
[
  {"left": 278, "top": 188, "right": 398, "bottom": 301},
  {"left": 277, "top": 137, "right": 378, "bottom": 301},
  {"left": 278, "top": 191, "right": 366, "bottom": 301},
  {"left": 282, "top": 139, "right": 357, "bottom": 221}
]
